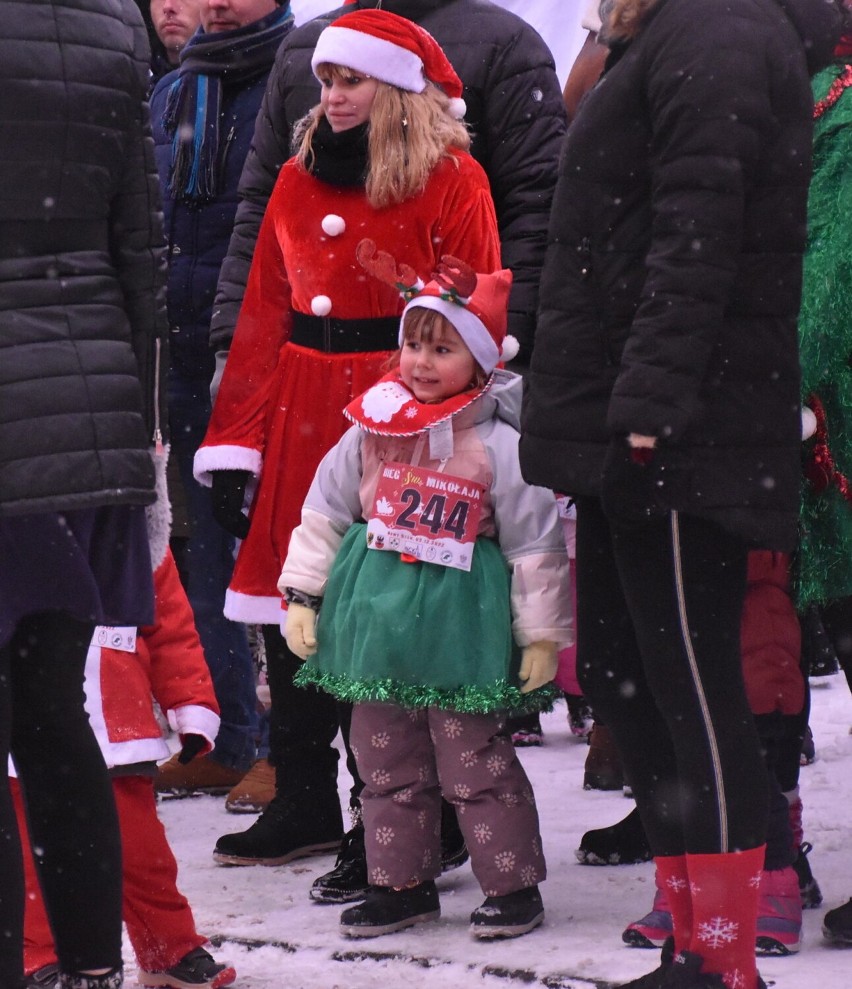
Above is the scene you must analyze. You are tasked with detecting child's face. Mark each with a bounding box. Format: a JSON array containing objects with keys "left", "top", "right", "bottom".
[{"left": 399, "top": 318, "right": 478, "bottom": 403}]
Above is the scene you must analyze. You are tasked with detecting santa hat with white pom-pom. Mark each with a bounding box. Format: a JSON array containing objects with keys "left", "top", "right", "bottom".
[
  {"left": 403, "top": 263, "right": 517, "bottom": 373},
  {"left": 311, "top": 9, "right": 467, "bottom": 119}
]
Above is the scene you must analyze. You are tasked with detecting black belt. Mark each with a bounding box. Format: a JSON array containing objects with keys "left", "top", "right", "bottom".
[{"left": 289, "top": 311, "right": 399, "bottom": 353}]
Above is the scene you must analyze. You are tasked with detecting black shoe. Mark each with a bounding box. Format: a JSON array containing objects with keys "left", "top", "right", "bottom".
[
  {"left": 339, "top": 881, "right": 440, "bottom": 937},
  {"left": 576, "top": 807, "right": 653, "bottom": 865},
  {"left": 617, "top": 937, "right": 674, "bottom": 989},
  {"left": 470, "top": 885, "right": 544, "bottom": 939},
  {"left": 440, "top": 799, "right": 469, "bottom": 872},
  {"left": 311, "top": 822, "right": 368, "bottom": 903},
  {"left": 138, "top": 946, "right": 236, "bottom": 987},
  {"left": 793, "top": 841, "right": 823, "bottom": 909},
  {"left": 624, "top": 950, "right": 765, "bottom": 989},
  {"left": 214, "top": 793, "right": 342, "bottom": 866},
  {"left": 25, "top": 965, "right": 59, "bottom": 989},
  {"left": 823, "top": 897, "right": 852, "bottom": 944}
]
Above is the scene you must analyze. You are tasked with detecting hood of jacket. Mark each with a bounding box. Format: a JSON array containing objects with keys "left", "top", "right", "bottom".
[{"left": 604, "top": 0, "right": 844, "bottom": 74}]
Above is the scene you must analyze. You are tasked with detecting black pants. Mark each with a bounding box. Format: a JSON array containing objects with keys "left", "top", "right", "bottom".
[
  {"left": 263, "top": 624, "right": 362, "bottom": 807},
  {"left": 0, "top": 612, "right": 123, "bottom": 984},
  {"left": 575, "top": 498, "right": 769, "bottom": 856}
]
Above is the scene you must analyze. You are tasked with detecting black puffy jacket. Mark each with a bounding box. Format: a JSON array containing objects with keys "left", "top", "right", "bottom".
[
  {"left": 210, "top": 0, "right": 567, "bottom": 362},
  {"left": 0, "top": 0, "right": 168, "bottom": 517},
  {"left": 520, "top": 0, "right": 844, "bottom": 551}
]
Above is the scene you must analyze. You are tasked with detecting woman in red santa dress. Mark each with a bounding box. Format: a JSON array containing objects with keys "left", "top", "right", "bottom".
[{"left": 194, "top": 9, "right": 500, "bottom": 878}]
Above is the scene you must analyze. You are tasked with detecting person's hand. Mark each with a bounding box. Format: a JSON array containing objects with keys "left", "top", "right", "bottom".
[
  {"left": 285, "top": 602, "right": 318, "bottom": 660},
  {"left": 177, "top": 734, "right": 208, "bottom": 765},
  {"left": 600, "top": 435, "right": 664, "bottom": 526},
  {"left": 518, "top": 640, "right": 558, "bottom": 694},
  {"left": 211, "top": 469, "right": 251, "bottom": 540}
]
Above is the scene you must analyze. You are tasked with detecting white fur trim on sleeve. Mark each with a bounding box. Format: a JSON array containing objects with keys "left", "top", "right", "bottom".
[
  {"left": 167, "top": 704, "right": 221, "bottom": 751},
  {"left": 193, "top": 445, "right": 263, "bottom": 487}
]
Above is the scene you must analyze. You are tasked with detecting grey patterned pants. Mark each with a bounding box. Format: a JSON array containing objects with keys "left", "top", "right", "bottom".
[{"left": 350, "top": 701, "right": 546, "bottom": 896}]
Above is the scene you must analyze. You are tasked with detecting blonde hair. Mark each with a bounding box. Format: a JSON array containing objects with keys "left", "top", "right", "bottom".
[
  {"left": 386, "top": 308, "right": 488, "bottom": 389},
  {"left": 295, "top": 65, "right": 471, "bottom": 208}
]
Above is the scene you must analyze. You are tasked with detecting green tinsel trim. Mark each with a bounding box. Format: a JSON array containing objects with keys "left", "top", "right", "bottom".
[{"left": 294, "top": 664, "right": 558, "bottom": 715}]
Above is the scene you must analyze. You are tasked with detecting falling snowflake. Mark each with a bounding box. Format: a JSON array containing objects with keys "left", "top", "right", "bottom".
[
  {"left": 486, "top": 754, "right": 508, "bottom": 777},
  {"left": 666, "top": 876, "right": 689, "bottom": 893},
  {"left": 443, "top": 718, "right": 463, "bottom": 738},
  {"left": 392, "top": 787, "right": 413, "bottom": 804},
  {"left": 495, "top": 851, "right": 516, "bottom": 873},
  {"left": 460, "top": 750, "right": 478, "bottom": 768},
  {"left": 455, "top": 783, "right": 471, "bottom": 799},
  {"left": 371, "top": 769, "right": 391, "bottom": 786},
  {"left": 371, "top": 732, "right": 391, "bottom": 749},
  {"left": 473, "top": 823, "right": 493, "bottom": 844},
  {"left": 375, "top": 826, "right": 395, "bottom": 846},
  {"left": 371, "top": 867, "right": 390, "bottom": 884},
  {"left": 697, "top": 916, "right": 739, "bottom": 948}
]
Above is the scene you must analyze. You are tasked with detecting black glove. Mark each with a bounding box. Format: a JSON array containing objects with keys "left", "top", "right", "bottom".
[
  {"left": 600, "top": 436, "right": 666, "bottom": 526},
  {"left": 211, "top": 469, "right": 251, "bottom": 540},
  {"left": 177, "top": 734, "right": 208, "bottom": 765}
]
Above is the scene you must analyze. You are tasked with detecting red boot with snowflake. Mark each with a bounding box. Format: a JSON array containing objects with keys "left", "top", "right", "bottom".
[{"left": 685, "top": 845, "right": 765, "bottom": 989}]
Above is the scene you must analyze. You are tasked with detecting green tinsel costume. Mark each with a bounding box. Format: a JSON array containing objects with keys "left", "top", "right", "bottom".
[{"left": 795, "top": 61, "right": 852, "bottom": 609}]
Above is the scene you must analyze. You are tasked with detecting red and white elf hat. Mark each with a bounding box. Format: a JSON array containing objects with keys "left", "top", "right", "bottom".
[
  {"left": 311, "top": 9, "right": 467, "bottom": 118},
  {"left": 403, "top": 267, "right": 517, "bottom": 374}
]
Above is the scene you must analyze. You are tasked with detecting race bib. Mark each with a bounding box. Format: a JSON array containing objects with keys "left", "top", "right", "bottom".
[
  {"left": 367, "top": 461, "right": 484, "bottom": 571},
  {"left": 94, "top": 626, "right": 137, "bottom": 653}
]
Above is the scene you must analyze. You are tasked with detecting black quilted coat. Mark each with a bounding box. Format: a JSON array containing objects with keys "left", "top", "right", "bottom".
[
  {"left": 520, "top": 0, "right": 844, "bottom": 551},
  {"left": 209, "top": 0, "right": 568, "bottom": 362},
  {"left": 0, "top": 0, "right": 168, "bottom": 517}
]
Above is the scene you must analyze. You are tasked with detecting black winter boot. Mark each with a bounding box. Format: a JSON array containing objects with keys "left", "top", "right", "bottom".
[
  {"left": 823, "top": 897, "right": 852, "bottom": 944},
  {"left": 214, "top": 792, "right": 342, "bottom": 866},
  {"left": 310, "top": 819, "right": 368, "bottom": 904},
  {"left": 469, "top": 885, "right": 544, "bottom": 939},
  {"left": 617, "top": 937, "right": 674, "bottom": 989},
  {"left": 440, "top": 798, "right": 469, "bottom": 872},
  {"left": 339, "top": 881, "right": 440, "bottom": 937},
  {"left": 576, "top": 807, "right": 653, "bottom": 865},
  {"left": 793, "top": 841, "right": 823, "bottom": 908},
  {"left": 620, "top": 950, "right": 766, "bottom": 989}
]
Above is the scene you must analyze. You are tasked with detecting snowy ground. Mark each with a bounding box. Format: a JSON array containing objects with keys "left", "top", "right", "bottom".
[{"left": 143, "top": 678, "right": 852, "bottom": 989}]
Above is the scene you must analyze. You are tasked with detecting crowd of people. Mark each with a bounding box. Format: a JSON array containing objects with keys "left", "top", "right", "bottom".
[{"left": 2, "top": 1, "right": 852, "bottom": 988}]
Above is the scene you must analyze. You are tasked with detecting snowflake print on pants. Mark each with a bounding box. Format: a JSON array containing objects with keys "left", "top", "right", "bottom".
[{"left": 697, "top": 916, "right": 739, "bottom": 948}]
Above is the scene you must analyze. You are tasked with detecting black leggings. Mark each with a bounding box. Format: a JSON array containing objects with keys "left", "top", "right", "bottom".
[
  {"left": 0, "top": 612, "right": 123, "bottom": 983},
  {"left": 575, "top": 498, "right": 769, "bottom": 856}
]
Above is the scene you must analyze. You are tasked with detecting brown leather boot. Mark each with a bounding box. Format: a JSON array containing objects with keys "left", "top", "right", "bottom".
[
  {"left": 583, "top": 722, "right": 624, "bottom": 790},
  {"left": 155, "top": 753, "right": 244, "bottom": 796}
]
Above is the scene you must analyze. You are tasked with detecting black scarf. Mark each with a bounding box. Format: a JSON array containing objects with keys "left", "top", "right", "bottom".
[
  {"left": 163, "top": 4, "right": 293, "bottom": 203},
  {"left": 307, "top": 118, "right": 370, "bottom": 187}
]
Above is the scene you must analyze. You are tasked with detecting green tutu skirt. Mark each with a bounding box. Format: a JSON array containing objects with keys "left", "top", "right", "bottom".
[{"left": 295, "top": 524, "right": 555, "bottom": 713}]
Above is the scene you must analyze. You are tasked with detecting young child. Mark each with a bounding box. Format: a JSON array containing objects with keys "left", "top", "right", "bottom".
[
  {"left": 279, "top": 243, "right": 573, "bottom": 940},
  {"left": 12, "top": 543, "right": 236, "bottom": 989}
]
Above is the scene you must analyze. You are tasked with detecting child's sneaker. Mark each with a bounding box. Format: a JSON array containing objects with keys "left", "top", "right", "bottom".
[
  {"left": 25, "top": 964, "right": 59, "bottom": 988},
  {"left": 339, "top": 881, "right": 440, "bottom": 937},
  {"left": 507, "top": 712, "right": 544, "bottom": 747},
  {"left": 755, "top": 866, "right": 802, "bottom": 955},
  {"left": 622, "top": 876, "right": 673, "bottom": 948},
  {"left": 792, "top": 841, "right": 823, "bottom": 908},
  {"left": 138, "top": 947, "right": 236, "bottom": 988},
  {"left": 470, "top": 885, "right": 544, "bottom": 939},
  {"left": 565, "top": 694, "right": 593, "bottom": 738}
]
